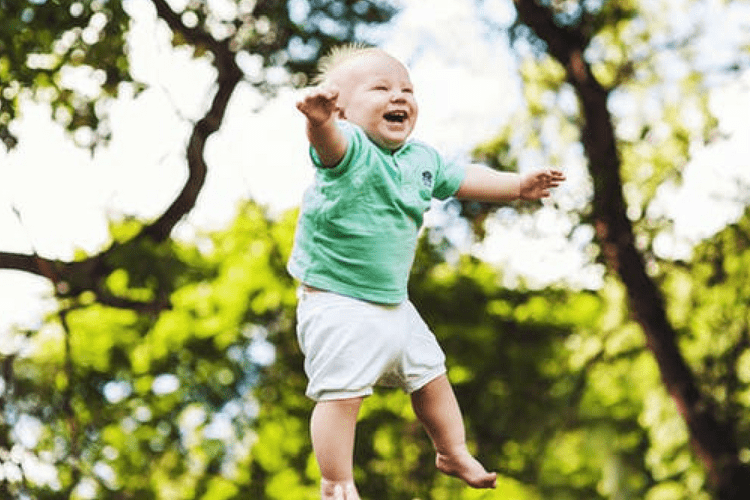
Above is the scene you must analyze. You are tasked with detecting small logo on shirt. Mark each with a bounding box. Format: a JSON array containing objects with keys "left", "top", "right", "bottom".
[{"left": 421, "top": 171, "right": 433, "bottom": 188}]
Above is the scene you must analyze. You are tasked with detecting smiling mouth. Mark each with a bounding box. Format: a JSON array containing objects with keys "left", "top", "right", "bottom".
[{"left": 383, "top": 110, "right": 408, "bottom": 123}]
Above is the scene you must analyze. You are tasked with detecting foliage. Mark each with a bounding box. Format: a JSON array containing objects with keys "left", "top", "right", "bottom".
[
  {"left": 2, "top": 0, "right": 750, "bottom": 499},
  {"left": 1, "top": 202, "right": 296, "bottom": 499},
  {"left": 662, "top": 208, "right": 750, "bottom": 459},
  {"left": 5, "top": 201, "right": 750, "bottom": 499},
  {"left": 0, "top": 0, "right": 396, "bottom": 149},
  {"left": 472, "top": 0, "right": 750, "bottom": 497},
  {"left": 0, "top": 0, "right": 132, "bottom": 149}
]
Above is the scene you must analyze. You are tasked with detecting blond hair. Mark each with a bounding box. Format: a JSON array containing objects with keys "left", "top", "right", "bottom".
[{"left": 313, "top": 43, "right": 382, "bottom": 85}]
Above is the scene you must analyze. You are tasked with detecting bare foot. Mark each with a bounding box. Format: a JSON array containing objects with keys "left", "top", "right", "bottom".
[
  {"left": 321, "top": 479, "right": 361, "bottom": 500},
  {"left": 435, "top": 449, "right": 497, "bottom": 489}
]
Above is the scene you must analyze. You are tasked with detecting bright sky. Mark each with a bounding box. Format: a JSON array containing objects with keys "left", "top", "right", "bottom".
[{"left": 1, "top": 0, "right": 749, "bottom": 335}]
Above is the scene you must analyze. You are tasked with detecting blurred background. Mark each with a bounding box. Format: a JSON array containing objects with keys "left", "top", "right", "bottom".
[{"left": 1, "top": 0, "right": 749, "bottom": 498}]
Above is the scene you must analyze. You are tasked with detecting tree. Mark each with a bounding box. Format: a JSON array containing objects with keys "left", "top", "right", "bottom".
[
  {"left": 3, "top": 1, "right": 750, "bottom": 499},
  {"left": 0, "top": 1, "right": 395, "bottom": 497},
  {"left": 471, "top": 0, "right": 750, "bottom": 497},
  {"left": 0, "top": 0, "right": 394, "bottom": 304}
]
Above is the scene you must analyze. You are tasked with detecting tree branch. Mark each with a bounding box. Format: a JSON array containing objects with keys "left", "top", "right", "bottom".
[
  {"left": 513, "top": 0, "right": 750, "bottom": 497},
  {"left": 0, "top": 0, "right": 242, "bottom": 314},
  {"left": 141, "top": 0, "right": 243, "bottom": 242},
  {"left": 0, "top": 251, "right": 42, "bottom": 276}
]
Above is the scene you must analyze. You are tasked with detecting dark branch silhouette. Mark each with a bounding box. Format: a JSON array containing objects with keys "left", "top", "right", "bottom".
[
  {"left": 0, "top": 0, "right": 242, "bottom": 312},
  {"left": 512, "top": 1, "right": 750, "bottom": 497}
]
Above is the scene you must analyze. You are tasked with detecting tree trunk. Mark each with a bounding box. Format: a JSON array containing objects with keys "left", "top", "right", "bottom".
[{"left": 513, "top": 1, "right": 750, "bottom": 497}]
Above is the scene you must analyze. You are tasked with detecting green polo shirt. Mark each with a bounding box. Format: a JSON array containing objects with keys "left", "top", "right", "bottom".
[{"left": 288, "top": 121, "right": 466, "bottom": 304}]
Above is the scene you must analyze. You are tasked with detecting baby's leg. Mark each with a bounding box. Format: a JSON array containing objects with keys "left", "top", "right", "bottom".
[
  {"left": 311, "top": 397, "right": 364, "bottom": 499},
  {"left": 410, "top": 375, "right": 497, "bottom": 489}
]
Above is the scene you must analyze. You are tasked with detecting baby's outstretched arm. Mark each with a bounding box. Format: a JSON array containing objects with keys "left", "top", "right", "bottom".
[
  {"left": 455, "top": 164, "right": 565, "bottom": 202},
  {"left": 297, "top": 86, "right": 347, "bottom": 167}
]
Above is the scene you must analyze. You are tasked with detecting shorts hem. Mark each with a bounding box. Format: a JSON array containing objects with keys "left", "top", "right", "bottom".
[
  {"left": 406, "top": 366, "right": 447, "bottom": 394},
  {"left": 309, "top": 388, "right": 374, "bottom": 402}
]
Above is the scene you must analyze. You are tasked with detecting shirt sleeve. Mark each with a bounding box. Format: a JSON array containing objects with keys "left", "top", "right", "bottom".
[
  {"left": 432, "top": 152, "right": 466, "bottom": 200},
  {"left": 308, "top": 121, "right": 360, "bottom": 176}
]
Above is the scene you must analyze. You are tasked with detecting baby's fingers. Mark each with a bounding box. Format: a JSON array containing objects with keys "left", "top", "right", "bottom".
[
  {"left": 317, "top": 87, "right": 339, "bottom": 102},
  {"left": 296, "top": 86, "right": 340, "bottom": 119},
  {"left": 550, "top": 169, "right": 566, "bottom": 180},
  {"left": 302, "top": 86, "right": 339, "bottom": 106},
  {"left": 544, "top": 169, "right": 565, "bottom": 187}
]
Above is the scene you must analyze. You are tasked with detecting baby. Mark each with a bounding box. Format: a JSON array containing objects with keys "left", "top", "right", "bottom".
[{"left": 288, "top": 45, "right": 565, "bottom": 499}]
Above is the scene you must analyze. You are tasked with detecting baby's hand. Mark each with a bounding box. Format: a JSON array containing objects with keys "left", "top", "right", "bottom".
[
  {"left": 296, "top": 86, "right": 340, "bottom": 126},
  {"left": 520, "top": 169, "right": 566, "bottom": 200}
]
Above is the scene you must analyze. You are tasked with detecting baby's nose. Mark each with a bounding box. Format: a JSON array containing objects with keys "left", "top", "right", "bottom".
[{"left": 390, "top": 91, "right": 407, "bottom": 101}]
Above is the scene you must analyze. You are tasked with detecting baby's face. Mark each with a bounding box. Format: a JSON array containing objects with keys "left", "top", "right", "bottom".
[{"left": 333, "top": 53, "right": 418, "bottom": 151}]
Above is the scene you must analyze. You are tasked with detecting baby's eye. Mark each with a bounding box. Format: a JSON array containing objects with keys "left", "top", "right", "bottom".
[
  {"left": 402, "top": 87, "right": 414, "bottom": 94},
  {"left": 373, "top": 85, "right": 389, "bottom": 91}
]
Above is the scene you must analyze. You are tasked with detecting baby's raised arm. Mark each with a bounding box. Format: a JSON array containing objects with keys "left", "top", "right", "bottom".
[
  {"left": 296, "top": 86, "right": 348, "bottom": 167},
  {"left": 455, "top": 164, "right": 565, "bottom": 202}
]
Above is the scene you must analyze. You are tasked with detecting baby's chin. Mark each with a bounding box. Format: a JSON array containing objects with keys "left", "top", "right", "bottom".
[
  {"left": 368, "top": 131, "right": 411, "bottom": 151},
  {"left": 376, "top": 138, "right": 407, "bottom": 151}
]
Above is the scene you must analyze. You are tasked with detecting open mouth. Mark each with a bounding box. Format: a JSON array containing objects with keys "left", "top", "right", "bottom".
[{"left": 383, "top": 110, "right": 408, "bottom": 123}]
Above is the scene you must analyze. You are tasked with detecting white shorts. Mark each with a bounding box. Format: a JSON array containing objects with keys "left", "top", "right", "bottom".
[{"left": 295, "top": 288, "right": 446, "bottom": 401}]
